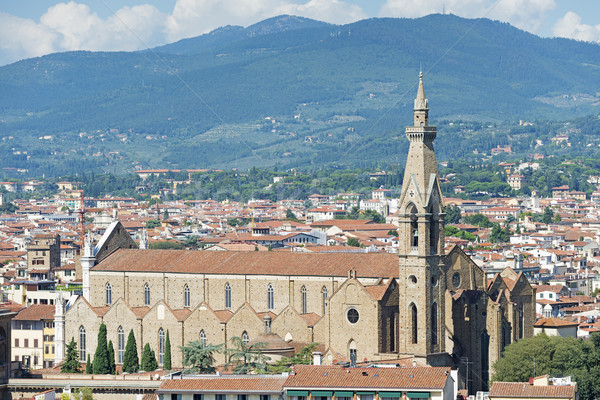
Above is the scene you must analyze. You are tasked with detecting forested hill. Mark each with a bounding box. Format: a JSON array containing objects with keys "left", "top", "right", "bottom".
[{"left": 1, "top": 14, "right": 600, "bottom": 176}]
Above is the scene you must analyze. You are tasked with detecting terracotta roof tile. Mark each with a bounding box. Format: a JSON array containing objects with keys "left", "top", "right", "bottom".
[
  {"left": 299, "top": 312, "right": 321, "bottom": 327},
  {"left": 285, "top": 365, "right": 451, "bottom": 389},
  {"left": 14, "top": 304, "right": 55, "bottom": 321},
  {"left": 93, "top": 250, "right": 398, "bottom": 278},
  {"left": 159, "top": 376, "right": 288, "bottom": 393},
  {"left": 534, "top": 318, "right": 579, "bottom": 327},
  {"left": 213, "top": 310, "right": 233, "bottom": 323},
  {"left": 489, "top": 382, "right": 575, "bottom": 399}
]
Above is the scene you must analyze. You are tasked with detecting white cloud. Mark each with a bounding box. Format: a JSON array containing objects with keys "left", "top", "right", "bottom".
[
  {"left": 0, "top": 0, "right": 367, "bottom": 66},
  {"left": 553, "top": 11, "right": 600, "bottom": 43},
  {"left": 379, "top": 0, "right": 556, "bottom": 34},
  {"left": 0, "top": 12, "right": 58, "bottom": 63}
]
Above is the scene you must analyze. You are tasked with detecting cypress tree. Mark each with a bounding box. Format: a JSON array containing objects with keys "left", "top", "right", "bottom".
[
  {"left": 61, "top": 337, "right": 81, "bottom": 373},
  {"left": 122, "top": 329, "right": 139, "bottom": 373},
  {"left": 107, "top": 340, "right": 116, "bottom": 374},
  {"left": 141, "top": 343, "right": 157, "bottom": 371},
  {"left": 86, "top": 354, "right": 92, "bottom": 374},
  {"left": 164, "top": 330, "right": 172, "bottom": 370},
  {"left": 93, "top": 323, "right": 110, "bottom": 374}
]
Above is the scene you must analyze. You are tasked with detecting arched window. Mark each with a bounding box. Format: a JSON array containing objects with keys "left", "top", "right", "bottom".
[
  {"left": 267, "top": 284, "right": 274, "bottom": 310},
  {"left": 184, "top": 284, "right": 190, "bottom": 308},
  {"left": 301, "top": 286, "right": 307, "bottom": 314},
  {"left": 79, "top": 326, "right": 86, "bottom": 362},
  {"left": 105, "top": 282, "right": 112, "bottom": 305},
  {"left": 144, "top": 283, "right": 150, "bottom": 306},
  {"left": 410, "top": 303, "right": 418, "bottom": 344},
  {"left": 200, "top": 330, "right": 206, "bottom": 347},
  {"left": 117, "top": 326, "right": 125, "bottom": 364},
  {"left": 242, "top": 331, "right": 249, "bottom": 345},
  {"left": 322, "top": 286, "right": 328, "bottom": 315},
  {"left": 409, "top": 204, "right": 418, "bottom": 249},
  {"left": 158, "top": 328, "right": 165, "bottom": 365},
  {"left": 349, "top": 340, "right": 357, "bottom": 365},
  {"left": 431, "top": 303, "right": 438, "bottom": 347},
  {"left": 225, "top": 283, "right": 231, "bottom": 309}
]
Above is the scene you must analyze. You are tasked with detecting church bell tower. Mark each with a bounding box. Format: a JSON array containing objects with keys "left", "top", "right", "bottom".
[{"left": 397, "top": 72, "right": 446, "bottom": 357}]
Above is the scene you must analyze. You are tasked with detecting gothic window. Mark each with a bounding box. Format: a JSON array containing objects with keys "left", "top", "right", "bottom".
[
  {"left": 267, "top": 284, "right": 274, "bottom": 310},
  {"left": 79, "top": 326, "right": 86, "bottom": 362},
  {"left": 322, "top": 286, "right": 328, "bottom": 315},
  {"left": 410, "top": 303, "right": 418, "bottom": 344},
  {"left": 242, "top": 331, "right": 249, "bottom": 345},
  {"left": 117, "top": 326, "right": 125, "bottom": 364},
  {"left": 144, "top": 283, "right": 150, "bottom": 306},
  {"left": 184, "top": 284, "right": 190, "bottom": 308},
  {"left": 408, "top": 204, "right": 418, "bottom": 248},
  {"left": 349, "top": 340, "right": 357, "bottom": 366},
  {"left": 105, "top": 282, "right": 112, "bottom": 305},
  {"left": 431, "top": 302, "right": 438, "bottom": 347},
  {"left": 301, "top": 286, "right": 307, "bottom": 314},
  {"left": 225, "top": 283, "right": 231, "bottom": 309},
  {"left": 200, "top": 330, "right": 206, "bottom": 347},
  {"left": 158, "top": 328, "right": 165, "bottom": 365}
]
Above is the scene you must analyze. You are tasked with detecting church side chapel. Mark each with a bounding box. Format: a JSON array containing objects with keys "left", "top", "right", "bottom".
[{"left": 55, "top": 74, "right": 535, "bottom": 392}]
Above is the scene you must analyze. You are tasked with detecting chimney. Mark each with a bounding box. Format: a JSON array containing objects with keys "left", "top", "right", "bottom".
[{"left": 313, "top": 351, "right": 322, "bottom": 365}]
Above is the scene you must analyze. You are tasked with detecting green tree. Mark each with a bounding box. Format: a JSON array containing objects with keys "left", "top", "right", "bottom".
[
  {"left": 61, "top": 337, "right": 81, "bottom": 373},
  {"left": 145, "top": 219, "right": 161, "bottom": 229},
  {"left": 542, "top": 207, "right": 554, "bottom": 224},
  {"left": 387, "top": 229, "right": 398, "bottom": 237},
  {"left": 141, "top": 343, "right": 158, "bottom": 371},
  {"left": 489, "top": 223, "right": 511, "bottom": 243},
  {"left": 346, "top": 237, "right": 361, "bottom": 247},
  {"left": 86, "top": 354, "right": 92, "bottom": 374},
  {"left": 73, "top": 387, "right": 93, "bottom": 400},
  {"left": 163, "top": 209, "right": 169, "bottom": 220},
  {"left": 108, "top": 340, "right": 116, "bottom": 374},
  {"left": 464, "top": 213, "right": 493, "bottom": 228},
  {"left": 149, "top": 241, "right": 182, "bottom": 250},
  {"left": 492, "top": 333, "right": 600, "bottom": 400},
  {"left": 180, "top": 341, "right": 223, "bottom": 373},
  {"left": 164, "top": 330, "right": 172, "bottom": 370},
  {"left": 285, "top": 209, "right": 299, "bottom": 221},
  {"left": 226, "top": 336, "right": 271, "bottom": 374},
  {"left": 93, "top": 323, "right": 111, "bottom": 374},
  {"left": 362, "top": 209, "right": 385, "bottom": 223},
  {"left": 445, "top": 205, "right": 461, "bottom": 224},
  {"left": 554, "top": 213, "right": 562, "bottom": 222},
  {"left": 122, "top": 329, "right": 139, "bottom": 373}
]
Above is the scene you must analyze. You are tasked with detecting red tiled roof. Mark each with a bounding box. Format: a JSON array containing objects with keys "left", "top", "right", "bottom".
[
  {"left": 159, "top": 376, "right": 288, "bottom": 393},
  {"left": 13, "top": 304, "right": 55, "bottom": 321},
  {"left": 534, "top": 318, "right": 579, "bottom": 327},
  {"left": 92, "top": 249, "right": 398, "bottom": 278},
  {"left": 489, "top": 382, "right": 575, "bottom": 399},
  {"left": 285, "top": 365, "right": 451, "bottom": 389}
]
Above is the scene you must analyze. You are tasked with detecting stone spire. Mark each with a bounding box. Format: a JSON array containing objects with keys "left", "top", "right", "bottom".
[{"left": 413, "top": 71, "right": 430, "bottom": 128}]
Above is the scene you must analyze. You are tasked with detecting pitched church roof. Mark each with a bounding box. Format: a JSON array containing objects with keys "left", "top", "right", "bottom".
[{"left": 92, "top": 249, "right": 398, "bottom": 278}]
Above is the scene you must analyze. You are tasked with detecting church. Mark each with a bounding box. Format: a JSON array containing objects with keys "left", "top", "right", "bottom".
[{"left": 55, "top": 74, "right": 535, "bottom": 393}]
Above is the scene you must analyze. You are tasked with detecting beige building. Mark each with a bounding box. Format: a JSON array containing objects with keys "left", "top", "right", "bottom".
[
  {"left": 12, "top": 304, "right": 54, "bottom": 370},
  {"left": 56, "top": 74, "right": 535, "bottom": 393}
]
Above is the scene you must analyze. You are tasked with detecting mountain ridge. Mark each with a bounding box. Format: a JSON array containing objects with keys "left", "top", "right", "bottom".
[{"left": 0, "top": 14, "right": 599, "bottom": 176}]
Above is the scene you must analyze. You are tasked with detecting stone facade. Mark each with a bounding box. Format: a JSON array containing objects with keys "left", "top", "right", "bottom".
[{"left": 57, "top": 75, "right": 535, "bottom": 392}]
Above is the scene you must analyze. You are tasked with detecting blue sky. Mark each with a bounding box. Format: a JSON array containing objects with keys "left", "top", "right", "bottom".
[{"left": 1, "top": 0, "right": 599, "bottom": 66}]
